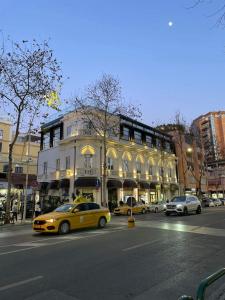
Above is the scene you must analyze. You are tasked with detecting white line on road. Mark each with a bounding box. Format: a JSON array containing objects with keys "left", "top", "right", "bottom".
[
  {"left": 0, "top": 275, "right": 43, "bottom": 292},
  {"left": 122, "top": 239, "right": 160, "bottom": 251}
]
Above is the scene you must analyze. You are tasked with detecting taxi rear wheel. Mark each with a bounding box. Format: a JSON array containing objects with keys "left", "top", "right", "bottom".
[
  {"left": 98, "top": 217, "right": 106, "bottom": 228},
  {"left": 58, "top": 221, "right": 70, "bottom": 234}
]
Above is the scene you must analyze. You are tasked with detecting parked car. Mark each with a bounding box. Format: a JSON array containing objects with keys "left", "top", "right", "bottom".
[
  {"left": 165, "top": 195, "right": 201, "bottom": 216},
  {"left": 149, "top": 201, "right": 166, "bottom": 213},
  {"left": 114, "top": 202, "right": 147, "bottom": 216},
  {"left": 202, "top": 198, "right": 215, "bottom": 207},
  {"left": 33, "top": 202, "right": 111, "bottom": 234},
  {"left": 213, "top": 199, "right": 222, "bottom": 206},
  {"left": 219, "top": 199, "right": 225, "bottom": 206}
]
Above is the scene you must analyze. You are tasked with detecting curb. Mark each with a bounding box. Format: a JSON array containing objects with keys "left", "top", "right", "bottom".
[{"left": 0, "top": 221, "right": 32, "bottom": 229}]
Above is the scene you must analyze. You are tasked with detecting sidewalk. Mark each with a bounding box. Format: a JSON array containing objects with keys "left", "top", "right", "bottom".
[{"left": 0, "top": 218, "right": 33, "bottom": 229}]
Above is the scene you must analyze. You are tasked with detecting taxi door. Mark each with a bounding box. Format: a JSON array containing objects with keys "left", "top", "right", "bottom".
[{"left": 71, "top": 203, "right": 93, "bottom": 229}]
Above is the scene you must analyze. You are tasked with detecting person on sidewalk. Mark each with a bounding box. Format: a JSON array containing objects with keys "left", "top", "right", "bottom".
[
  {"left": 34, "top": 202, "right": 41, "bottom": 218},
  {"left": 12, "top": 202, "right": 18, "bottom": 223}
]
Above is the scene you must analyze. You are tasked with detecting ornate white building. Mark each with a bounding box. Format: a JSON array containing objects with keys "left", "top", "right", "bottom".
[{"left": 37, "top": 110, "right": 178, "bottom": 210}]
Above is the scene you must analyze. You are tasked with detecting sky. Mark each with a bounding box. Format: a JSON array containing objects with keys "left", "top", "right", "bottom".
[{"left": 1, "top": 0, "right": 225, "bottom": 126}]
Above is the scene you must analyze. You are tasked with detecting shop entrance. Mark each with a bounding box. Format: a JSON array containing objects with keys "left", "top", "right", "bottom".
[{"left": 108, "top": 188, "right": 118, "bottom": 211}]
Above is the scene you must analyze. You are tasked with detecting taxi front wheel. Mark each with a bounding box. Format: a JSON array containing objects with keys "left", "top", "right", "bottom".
[
  {"left": 98, "top": 217, "right": 106, "bottom": 228},
  {"left": 58, "top": 221, "right": 70, "bottom": 234}
]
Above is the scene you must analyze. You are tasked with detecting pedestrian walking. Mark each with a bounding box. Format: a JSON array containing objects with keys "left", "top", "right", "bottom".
[
  {"left": 34, "top": 202, "right": 41, "bottom": 218},
  {"left": 12, "top": 202, "right": 18, "bottom": 223}
]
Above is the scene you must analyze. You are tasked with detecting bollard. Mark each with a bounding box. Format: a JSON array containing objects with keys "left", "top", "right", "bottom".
[{"left": 128, "top": 216, "right": 135, "bottom": 228}]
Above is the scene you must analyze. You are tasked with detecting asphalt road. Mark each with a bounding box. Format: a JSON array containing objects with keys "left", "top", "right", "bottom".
[{"left": 1, "top": 207, "right": 225, "bottom": 300}]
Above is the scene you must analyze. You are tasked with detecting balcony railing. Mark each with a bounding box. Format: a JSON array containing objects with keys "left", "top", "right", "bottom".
[
  {"left": 37, "top": 173, "right": 48, "bottom": 181},
  {"left": 107, "top": 170, "right": 120, "bottom": 177},
  {"left": 76, "top": 168, "right": 98, "bottom": 176},
  {"left": 60, "top": 169, "right": 72, "bottom": 179}
]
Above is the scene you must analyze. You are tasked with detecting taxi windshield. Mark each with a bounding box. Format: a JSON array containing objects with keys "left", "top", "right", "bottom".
[{"left": 55, "top": 204, "right": 74, "bottom": 212}]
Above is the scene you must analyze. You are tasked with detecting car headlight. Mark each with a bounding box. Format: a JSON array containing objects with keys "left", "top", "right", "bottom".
[
  {"left": 176, "top": 204, "right": 182, "bottom": 208},
  {"left": 46, "top": 218, "right": 56, "bottom": 223}
]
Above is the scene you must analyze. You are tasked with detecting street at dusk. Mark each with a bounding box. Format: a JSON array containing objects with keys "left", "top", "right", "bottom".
[
  {"left": 1, "top": 1, "right": 225, "bottom": 299},
  {"left": 1, "top": 208, "right": 225, "bottom": 300}
]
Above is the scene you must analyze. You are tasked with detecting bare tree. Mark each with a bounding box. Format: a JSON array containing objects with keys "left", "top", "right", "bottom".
[
  {"left": 0, "top": 39, "right": 63, "bottom": 223},
  {"left": 73, "top": 74, "right": 141, "bottom": 206},
  {"left": 190, "top": 0, "right": 225, "bottom": 27}
]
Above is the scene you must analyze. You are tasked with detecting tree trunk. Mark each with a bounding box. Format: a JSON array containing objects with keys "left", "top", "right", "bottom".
[
  {"left": 102, "top": 138, "right": 107, "bottom": 207},
  {"left": 5, "top": 145, "right": 13, "bottom": 223}
]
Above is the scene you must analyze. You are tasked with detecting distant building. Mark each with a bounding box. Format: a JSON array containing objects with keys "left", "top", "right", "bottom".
[
  {"left": 192, "top": 111, "right": 225, "bottom": 162},
  {"left": 156, "top": 124, "right": 207, "bottom": 196},
  {"left": 37, "top": 109, "right": 178, "bottom": 210},
  {"left": 207, "top": 160, "right": 225, "bottom": 198},
  {"left": 0, "top": 118, "right": 40, "bottom": 203}
]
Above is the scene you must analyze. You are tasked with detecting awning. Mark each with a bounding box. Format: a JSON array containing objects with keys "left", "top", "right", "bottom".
[
  {"left": 39, "top": 182, "right": 49, "bottom": 190},
  {"left": 74, "top": 177, "right": 101, "bottom": 188},
  {"left": 123, "top": 179, "right": 137, "bottom": 188},
  {"left": 50, "top": 180, "right": 59, "bottom": 189},
  {"left": 150, "top": 182, "right": 158, "bottom": 189},
  {"left": 60, "top": 179, "right": 70, "bottom": 188},
  {"left": 170, "top": 183, "right": 179, "bottom": 191},
  {"left": 107, "top": 179, "right": 122, "bottom": 188},
  {"left": 139, "top": 182, "right": 150, "bottom": 189}
]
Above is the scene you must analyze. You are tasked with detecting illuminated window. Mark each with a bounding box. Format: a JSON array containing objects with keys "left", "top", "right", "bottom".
[
  {"left": 84, "top": 154, "right": 92, "bottom": 169},
  {"left": 136, "top": 161, "right": 142, "bottom": 174}
]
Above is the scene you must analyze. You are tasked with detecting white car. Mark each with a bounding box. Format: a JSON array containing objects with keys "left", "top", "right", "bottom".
[
  {"left": 149, "top": 202, "right": 166, "bottom": 213},
  {"left": 213, "top": 199, "right": 222, "bottom": 207},
  {"left": 165, "top": 195, "right": 201, "bottom": 216}
]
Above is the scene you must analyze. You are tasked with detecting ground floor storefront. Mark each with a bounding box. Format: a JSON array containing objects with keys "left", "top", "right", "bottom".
[{"left": 38, "top": 177, "right": 179, "bottom": 210}]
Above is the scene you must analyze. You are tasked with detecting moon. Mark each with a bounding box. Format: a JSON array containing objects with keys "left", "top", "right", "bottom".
[{"left": 168, "top": 21, "right": 173, "bottom": 27}]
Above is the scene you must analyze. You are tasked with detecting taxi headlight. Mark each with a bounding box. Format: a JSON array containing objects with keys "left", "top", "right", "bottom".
[{"left": 46, "top": 218, "right": 56, "bottom": 223}]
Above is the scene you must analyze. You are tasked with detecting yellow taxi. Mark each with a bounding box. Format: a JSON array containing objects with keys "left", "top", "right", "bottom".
[
  {"left": 114, "top": 202, "right": 147, "bottom": 216},
  {"left": 33, "top": 202, "right": 111, "bottom": 234}
]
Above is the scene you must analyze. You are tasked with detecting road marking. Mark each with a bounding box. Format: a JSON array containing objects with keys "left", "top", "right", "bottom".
[
  {"left": 16, "top": 242, "right": 48, "bottom": 247},
  {"left": 136, "top": 221, "right": 225, "bottom": 238},
  {"left": 0, "top": 275, "right": 43, "bottom": 292},
  {"left": 122, "top": 239, "right": 160, "bottom": 251}
]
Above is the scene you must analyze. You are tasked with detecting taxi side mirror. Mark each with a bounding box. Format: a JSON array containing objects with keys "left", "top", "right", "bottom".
[{"left": 73, "top": 208, "right": 79, "bottom": 213}]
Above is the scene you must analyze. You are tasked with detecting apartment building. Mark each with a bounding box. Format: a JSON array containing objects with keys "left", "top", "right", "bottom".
[
  {"left": 207, "top": 160, "right": 225, "bottom": 198},
  {"left": 0, "top": 118, "right": 40, "bottom": 201},
  {"left": 37, "top": 109, "right": 178, "bottom": 209},
  {"left": 192, "top": 111, "right": 225, "bottom": 162},
  {"left": 157, "top": 124, "right": 207, "bottom": 196}
]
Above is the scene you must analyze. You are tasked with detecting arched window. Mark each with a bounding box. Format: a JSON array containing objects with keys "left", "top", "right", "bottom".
[
  {"left": 81, "top": 145, "right": 95, "bottom": 169},
  {"left": 136, "top": 154, "right": 144, "bottom": 174},
  {"left": 122, "top": 151, "right": 132, "bottom": 172}
]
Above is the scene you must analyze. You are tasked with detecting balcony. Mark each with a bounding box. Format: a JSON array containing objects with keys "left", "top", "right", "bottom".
[
  {"left": 37, "top": 173, "right": 48, "bottom": 181},
  {"left": 60, "top": 169, "right": 73, "bottom": 179},
  {"left": 76, "top": 168, "right": 98, "bottom": 176},
  {"left": 107, "top": 170, "right": 120, "bottom": 177},
  {"left": 51, "top": 171, "right": 60, "bottom": 180}
]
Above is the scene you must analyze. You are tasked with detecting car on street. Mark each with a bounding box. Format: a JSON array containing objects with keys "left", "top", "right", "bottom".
[
  {"left": 219, "top": 198, "right": 225, "bottom": 206},
  {"left": 165, "top": 195, "right": 201, "bottom": 216},
  {"left": 114, "top": 200, "right": 147, "bottom": 216},
  {"left": 33, "top": 202, "right": 111, "bottom": 234},
  {"left": 213, "top": 199, "right": 222, "bottom": 206},
  {"left": 149, "top": 201, "right": 166, "bottom": 213},
  {"left": 202, "top": 198, "right": 215, "bottom": 207}
]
